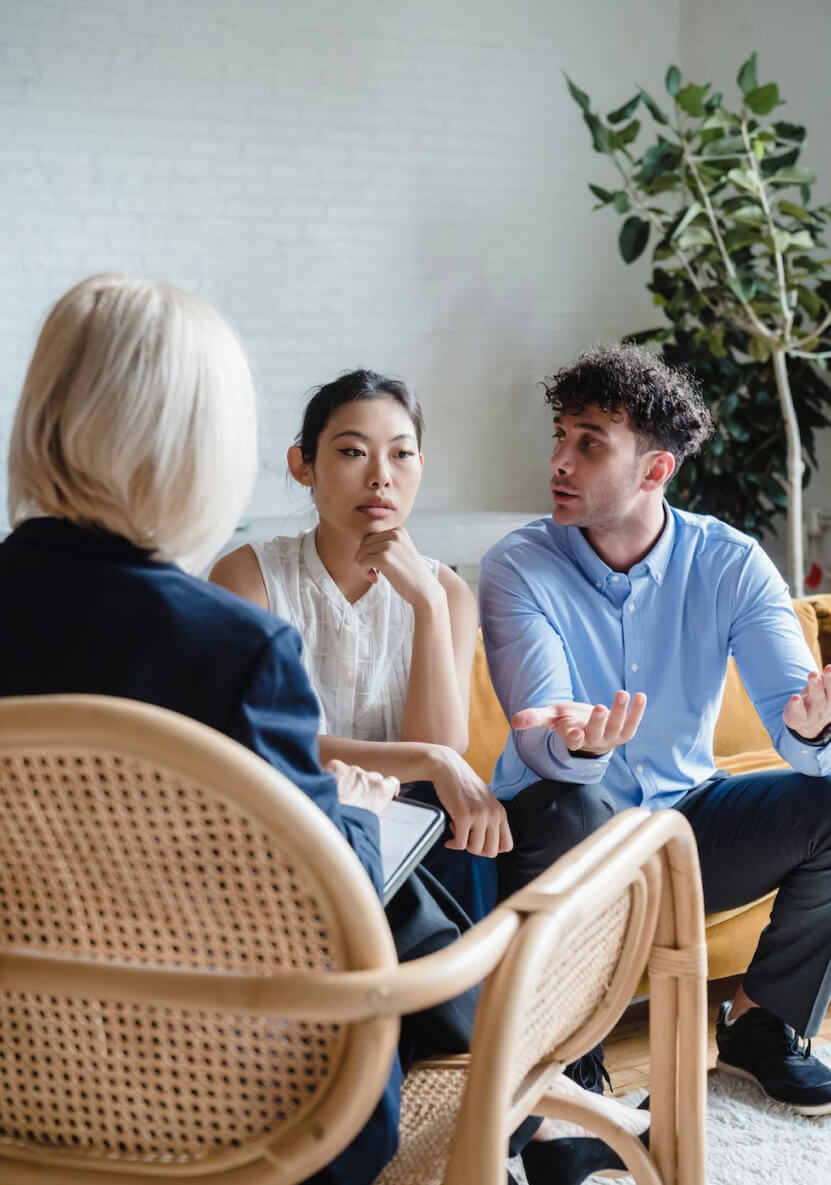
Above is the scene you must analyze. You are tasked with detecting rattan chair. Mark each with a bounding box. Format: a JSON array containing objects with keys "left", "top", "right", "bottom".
[{"left": 0, "top": 694, "right": 706, "bottom": 1185}]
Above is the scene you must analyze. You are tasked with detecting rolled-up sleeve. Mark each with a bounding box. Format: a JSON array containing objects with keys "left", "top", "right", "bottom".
[{"left": 479, "top": 552, "right": 611, "bottom": 784}]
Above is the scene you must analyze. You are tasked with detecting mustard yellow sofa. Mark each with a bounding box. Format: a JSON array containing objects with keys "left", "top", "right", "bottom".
[{"left": 464, "top": 594, "right": 831, "bottom": 984}]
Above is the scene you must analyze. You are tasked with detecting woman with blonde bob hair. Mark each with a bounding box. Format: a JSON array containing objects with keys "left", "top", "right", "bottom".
[{"left": 7, "top": 273, "right": 258, "bottom": 572}]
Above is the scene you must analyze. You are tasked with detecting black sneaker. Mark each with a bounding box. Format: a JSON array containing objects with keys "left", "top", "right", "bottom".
[
  {"left": 716, "top": 1001, "right": 831, "bottom": 1115},
  {"left": 564, "top": 1043, "right": 612, "bottom": 1094}
]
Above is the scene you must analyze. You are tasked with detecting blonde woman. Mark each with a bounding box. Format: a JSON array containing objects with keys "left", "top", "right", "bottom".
[{"left": 0, "top": 275, "right": 404, "bottom": 1185}]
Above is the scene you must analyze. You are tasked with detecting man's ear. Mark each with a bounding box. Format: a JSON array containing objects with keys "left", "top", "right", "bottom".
[
  {"left": 642, "top": 450, "right": 675, "bottom": 491},
  {"left": 287, "top": 445, "right": 314, "bottom": 487}
]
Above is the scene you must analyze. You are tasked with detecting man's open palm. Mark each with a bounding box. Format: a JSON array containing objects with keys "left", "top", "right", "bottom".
[{"left": 512, "top": 690, "right": 647, "bottom": 756}]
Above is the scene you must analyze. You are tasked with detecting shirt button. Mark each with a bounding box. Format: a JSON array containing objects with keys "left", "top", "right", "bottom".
[
  {"left": 596, "top": 581, "right": 602, "bottom": 589},
  {"left": 631, "top": 662, "right": 639, "bottom": 671},
  {"left": 611, "top": 575, "right": 620, "bottom": 582},
  {"left": 636, "top": 764, "right": 644, "bottom": 773},
  {"left": 801, "top": 749, "right": 810, "bottom": 756},
  {"left": 628, "top": 603, "right": 636, "bottom": 612}
]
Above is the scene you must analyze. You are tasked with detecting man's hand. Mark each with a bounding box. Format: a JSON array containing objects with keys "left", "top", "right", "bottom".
[
  {"left": 427, "top": 746, "right": 513, "bottom": 858},
  {"left": 325, "top": 759, "right": 399, "bottom": 815},
  {"left": 512, "top": 690, "right": 647, "bottom": 756},
  {"left": 783, "top": 666, "right": 831, "bottom": 741}
]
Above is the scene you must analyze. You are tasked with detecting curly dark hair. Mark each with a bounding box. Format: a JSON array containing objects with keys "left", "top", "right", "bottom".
[{"left": 542, "top": 342, "right": 714, "bottom": 465}]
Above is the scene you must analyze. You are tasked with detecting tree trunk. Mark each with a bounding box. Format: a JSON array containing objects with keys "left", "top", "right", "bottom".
[{"left": 771, "top": 347, "right": 805, "bottom": 597}]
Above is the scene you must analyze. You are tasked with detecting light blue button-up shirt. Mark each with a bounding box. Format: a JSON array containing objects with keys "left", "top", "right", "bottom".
[{"left": 479, "top": 505, "right": 831, "bottom": 809}]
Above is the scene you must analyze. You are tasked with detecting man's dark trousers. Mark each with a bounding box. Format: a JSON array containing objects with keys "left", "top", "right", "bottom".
[{"left": 498, "top": 769, "right": 831, "bottom": 1037}]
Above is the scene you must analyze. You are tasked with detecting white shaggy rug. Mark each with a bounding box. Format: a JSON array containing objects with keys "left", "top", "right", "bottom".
[{"left": 512, "top": 1043, "right": 831, "bottom": 1185}]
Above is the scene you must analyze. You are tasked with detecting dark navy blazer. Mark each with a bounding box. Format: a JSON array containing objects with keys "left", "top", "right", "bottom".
[
  {"left": 0, "top": 516, "right": 382, "bottom": 894},
  {"left": 0, "top": 516, "right": 398, "bottom": 1184}
]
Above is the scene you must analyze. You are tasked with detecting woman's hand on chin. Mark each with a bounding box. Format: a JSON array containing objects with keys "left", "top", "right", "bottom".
[
  {"left": 426, "top": 746, "right": 513, "bottom": 859},
  {"left": 325, "top": 758, "right": 399, "bottom": 816},
  {"left": 354, "top": 527, "right": 444, "bottom": 611}
]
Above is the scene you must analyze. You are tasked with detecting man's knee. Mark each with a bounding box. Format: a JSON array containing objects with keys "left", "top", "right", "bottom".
[{"left": 507, "top": 779, "right": 615, "bottom": 853}]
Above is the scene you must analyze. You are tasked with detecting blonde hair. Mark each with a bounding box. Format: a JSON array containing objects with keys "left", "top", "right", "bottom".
[{"left": 8, "top": 274, "right": 257, "bottom": 572}]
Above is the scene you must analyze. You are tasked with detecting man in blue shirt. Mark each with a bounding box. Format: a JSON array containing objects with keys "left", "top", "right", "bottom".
[{"left": 480, "top": 343, "right": 831, "bottom": 1118}]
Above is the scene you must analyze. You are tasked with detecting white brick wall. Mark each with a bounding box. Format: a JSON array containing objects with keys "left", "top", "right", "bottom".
[{"left": 0, "top": 0, "right": 680, "bottom": 530}]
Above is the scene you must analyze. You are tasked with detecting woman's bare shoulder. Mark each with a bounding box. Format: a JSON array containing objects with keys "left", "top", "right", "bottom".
[{"left": 209, "top": 544, "right": 268, "bottom": 609}]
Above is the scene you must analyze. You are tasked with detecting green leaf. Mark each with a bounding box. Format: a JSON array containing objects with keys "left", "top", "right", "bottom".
[
  {"left": 787, "top": 229, "right": 815, "bottom": 250},
  {"left": 727, "top": 421, "right": 752, "bottom": 442},
  {"left": 672, "top": 201, "right": 703, "bottom": 239},
  {"left": 583, "top": 111, "right": 611, "bottom": 154},
  {"left": 728, "top": 167, "right": 760, "bottom": 194},
  {"left": 748, "top": 336, "right": 772, "bottom": 362},
  {"left": 702, "top": 133, "right": 745, "bottom": 155},
  {"left": 665, "top": 65, "right": 681, "bottom": 96},
  {"left": 704, "top": 91, "right": 724, "bottom": 113},
  {"left": 774, "top": 121, "right": 806, "bottom": 144},
  {"left": 724, "top": 226, "right": 760, "bottom": 251},
  {"left": 644, "top": 172, "right": 683, "bottom": 194},
  {"left": 797, "top": 285, "right": 824, "bottom": 319},
  {"left": 640, "top": 141, "right": 682, "bottom": 182},
  {"left": 701, "top": 111, "right": 737, "bottom": 130},
  {"left": 612, "top": 191, "right": 630, "bottom": 213},
  {"left": 769, "top": 166, "right": 817, "bottom": 187},
  {"left": 745, "top": 83, "right": 780, "bottom": 116},
  {"left": 588, "top": 183, "right": 615, "bottom": 204},
  {"left": 607, "top": 94, "right": 641, "bottom": 124},
  {"left": 771, "top": 228, "right": 791, "bottom": 252},
  {"left": 611, "top": 118, "right": 641, "bottom": 148},
  {"left": 728, "top": 274, "right": 753, "bottom": 302},
  {"left": 676, "top": 83, "right": 708, "bottom": 116},
  {"left": 761, "top": 148, "right": 801, "bottom": 177},
  {"left": 565, "top": 74, "right": 591, "bottom": 112},
  {"left": 619, "top": 216, "right": 650, "bottom": 263},
  {"left": 676, "top": 226, "right": 716, "bottom": 249},
  {"left": 737, "top": 52, "right": 758, "bottom": 95},
  {"left": 729, "top": 203, "right": 766, "bottom": 225},
  {"left": 638, "top": 88, "right": 669, "bottom": 125}
]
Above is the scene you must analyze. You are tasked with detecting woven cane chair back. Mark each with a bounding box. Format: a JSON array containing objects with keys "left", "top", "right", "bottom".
[
  {"left": 0, "top": 695, "right": 399, "bottom": 1184},
  {"left": 503, "top": 856, "right": 659, "bottom": 1101}
]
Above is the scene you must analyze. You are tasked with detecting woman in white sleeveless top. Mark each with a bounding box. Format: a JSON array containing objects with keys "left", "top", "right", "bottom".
[{"left": 211, "top": 370, "right": 512, "bottom": 919}]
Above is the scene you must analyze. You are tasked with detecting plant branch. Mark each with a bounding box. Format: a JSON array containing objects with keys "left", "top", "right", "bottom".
[
  {"left": 609, "top": 153, "right": 722, "bottom": 310},
  {"left": 793, "top": 308, "right": 831, "bottom": 350},
  {"left": 740, "top": 118, "right": 793, "bottom": 342},
  {"left": 679, "top": 134, "right": 775, "bottom": 341}
]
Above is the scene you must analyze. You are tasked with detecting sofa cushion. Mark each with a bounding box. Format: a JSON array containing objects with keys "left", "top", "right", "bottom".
[
  {"left": 809, "top": 593, "right": 831, "bottom": 667},
  {"left": 464, "top": 636, "right": 509, "bottom": 782},
  {"left": 712, "top": 599, "right": 821, "bottom": 759}
]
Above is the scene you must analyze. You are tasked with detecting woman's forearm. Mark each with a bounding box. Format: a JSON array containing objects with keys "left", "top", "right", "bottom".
[
  {"left": 317, "top": 734, "right": 441, "bottom": 782},
  {"left": 400, "top": 589, "right": 469, "bottom": 753}
]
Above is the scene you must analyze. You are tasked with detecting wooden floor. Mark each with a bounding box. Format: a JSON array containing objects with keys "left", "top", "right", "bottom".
[{"left": 605, "top": 976, "right": 831, "bottom": 1099}]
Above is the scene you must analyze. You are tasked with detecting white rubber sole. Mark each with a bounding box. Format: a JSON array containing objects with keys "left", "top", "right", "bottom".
[{"left": 716, "top": 1056, "right": 831, "bottom": 1116}]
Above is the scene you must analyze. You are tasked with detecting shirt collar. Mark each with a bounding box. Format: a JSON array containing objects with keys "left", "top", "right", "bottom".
[
  {"left": 4, "top": 515, "right": 170, "bottom": 567},
  {"left": 565, "top": 501, "right": 675, "bottom": 591}
]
